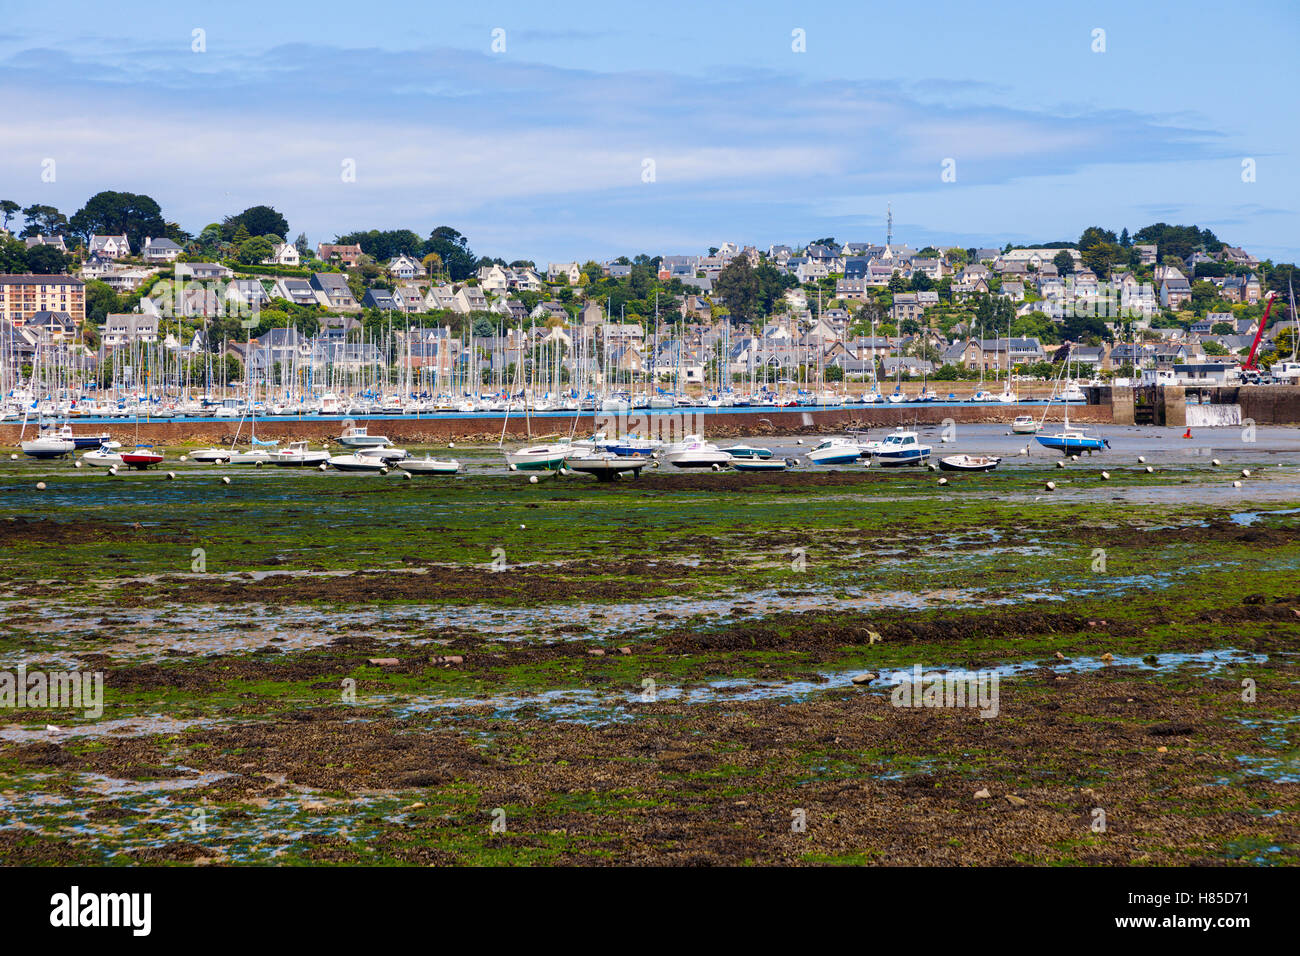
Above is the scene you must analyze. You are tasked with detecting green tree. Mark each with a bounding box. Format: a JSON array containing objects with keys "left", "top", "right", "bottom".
[
  {"left": 19, "top": 204, "right": 68, "bottom": 237},
  {"left": 423, "top": 226, "right": 476, "bottom": 281},
  {"left": 1053, "top": 250, "right": 1075, "bottom": 276},
  {"left": 0, "top": 200, "right": 18, "bottom": 230},
  {"left": 25, "top": 243, "right": 70, "bottom": 273},
  {"left": 714, "top": 256, "right": 759, "bottom": 324},
  {"left": 68, "top": 190, "right": 166, "bottom": 249},
  {"left": 222, "top": 205, "right": 289, "bottom": 241},
  {"left": 237, "top": 236, "right": 275, "bottom": 265}
]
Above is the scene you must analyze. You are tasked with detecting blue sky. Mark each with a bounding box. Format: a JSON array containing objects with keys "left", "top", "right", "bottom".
[{"left": 1, "top": 0, "right": 1296, "bottom": 263}]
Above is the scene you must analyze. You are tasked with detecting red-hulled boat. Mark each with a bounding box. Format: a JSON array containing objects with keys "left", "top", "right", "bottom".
[{"left": 120, "top": 444, "right": 164, "bottom": 470}]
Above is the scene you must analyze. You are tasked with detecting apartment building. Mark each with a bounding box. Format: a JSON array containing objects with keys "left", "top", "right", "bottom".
[{"left": 0, "top": 274, "right": 86, "bottom": 326}]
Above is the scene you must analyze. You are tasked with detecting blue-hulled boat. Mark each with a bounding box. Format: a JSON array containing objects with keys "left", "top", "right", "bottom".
[
  {"left": 870, "top": 430, "right": 932, "bottom": 466},
  {"left": 1036, "top": 347, "right": 1108, "bottom": 454}
]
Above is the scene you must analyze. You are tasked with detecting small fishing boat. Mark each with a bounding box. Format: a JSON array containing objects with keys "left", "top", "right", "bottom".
[
  {"left": 1011, "top": 415, "right": 1040, "bottom": 434},
  {"left": 271, "top": 441, "right": 331, "bottom": 467},
  {"left": 804, "top": 437, "right": 863, "bottom": 465},
  {"left": 565, "top": 451, "right": 651, "bottom": 481},
  {"left": 82, "top": 445, "right": 124, "bottom": 467},
  {"left": 939, "top": 455, "right": 1001, "bottom": 473},
  {"left": 328, "top": 453, "right": 389, "bottom": 473},
  {"left": 120, "top": 445, "right": 165, "bottom": 470},
  {"left": 870, "top": 430, "right": 931, "bottom": 467},
  {"left": 190, "top": 446, "right": 233, "bottom": 463},
  {"left": 663, "top": 439, "right": 732, "bottom": 469},
  {"left": 732, "top": 457, "right": 796, "bottom": 472},
  {"left": 723, "top": 443, "right": 773, "bottom": 460},
  {"left": 398, "top": 456, "right": 461, "bottom": 475}
]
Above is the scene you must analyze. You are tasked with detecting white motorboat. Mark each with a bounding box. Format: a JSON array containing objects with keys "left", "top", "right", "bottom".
[
  {"left": 663, "top": 439, "right": 732, "bottom": 469},
  {"left": 190, "top": 446, "right": 233, "bottom": 463},
  {"left": 328, "top": 453, "right": 390, "bottom": 473},
  {"left": 272, "top": 441, "right": 331, "bottom": 467},
  {"left": 228, "top": 446, "right": 278, "bottom": 465},
  {"left": 82, "top": 445, "right": 124, "bottom": 467},
  {"left": 398, "top": 456, "right": 461, "bottom": 475},
  {"left": 565, "top": 451, "right": 652, "bottom": 481},
  {"left": 870, "top": 430, "right": 932, "bottom": 466},
  {"left": 1011, "top": 415, "right": 1041, "bottom": 434},
  {"left": 357, "top": 446, "right": 408, "bottom": 462},
  {"left": 804, "top": 437, "right": 863, "bottom": 465},
  {"left": 338, "top": 421, "right": 392, "bottom": 448}
]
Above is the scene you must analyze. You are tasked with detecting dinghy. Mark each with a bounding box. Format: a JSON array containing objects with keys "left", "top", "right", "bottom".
[{"left": 939, "top": 455, "right": 1001, "bottom": 473}]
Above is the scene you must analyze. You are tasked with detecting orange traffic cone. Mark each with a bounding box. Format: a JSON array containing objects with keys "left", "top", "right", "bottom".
[{"left": 1183, "top": 427, "right": 1192, "bottom": 439}]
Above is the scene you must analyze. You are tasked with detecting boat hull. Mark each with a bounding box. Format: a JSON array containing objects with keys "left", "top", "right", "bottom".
[
  {"left": 939, "top": 455, "right": 1001, "bottom": 472},
  {"left": 1036, "top": 435, "right": 1107, "bottom": 454},
  {"left": 873, "top": 449, "right": 931, "bottom": 466}
]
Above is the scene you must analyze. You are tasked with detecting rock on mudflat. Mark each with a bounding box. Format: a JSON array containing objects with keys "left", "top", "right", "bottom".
[
  {"left": 851, "top": 672, "right": 876, "bottom": 685},
  {"left": 974, "top": 789, "right": 992, "bottom": 799}
]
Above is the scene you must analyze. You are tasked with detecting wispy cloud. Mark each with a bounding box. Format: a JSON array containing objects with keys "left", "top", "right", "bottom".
[{"left": 0, "top": 41, "right": 1254, "bottom": 259}]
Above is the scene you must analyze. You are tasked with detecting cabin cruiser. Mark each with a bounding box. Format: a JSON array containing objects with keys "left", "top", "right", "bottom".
[
  {"left": 870, "top": 430, "right": 931, "bottom": 466},
  {"left": 338, "top": 422, "right": 391, "bottom": 448},
  {"left": 1011, "top": 415, "right": 1041, "bottom": 434},
  {"left": 82, "top": 445, "right": 124, "bottom": 467}
]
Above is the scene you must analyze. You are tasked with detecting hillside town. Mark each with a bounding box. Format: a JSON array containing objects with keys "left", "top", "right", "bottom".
[{"left": 2, "top": 193, "right": 1296, "bottom": 398}]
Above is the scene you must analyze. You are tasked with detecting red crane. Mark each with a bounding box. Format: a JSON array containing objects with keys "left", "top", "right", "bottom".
[{"left": 1243, "top": 292, "right": 1276, "bottom": 371}]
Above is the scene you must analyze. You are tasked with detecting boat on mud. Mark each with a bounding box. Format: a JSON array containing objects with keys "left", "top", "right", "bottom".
[
  {"left": 82, "top": 444, "right": 124, "bottom": 467},
  {"left": 939, "top": 454, "right": 1001, "bottom": 473},
  {"left": 1011, "top": 415, "right": 1041, "bottom": 434},
  {"left": 663, "top": 438, "right": 731, "bottom": 469},
  {"left": 732, "top": 457, "right": 796, "bottom": 472},
  {"left": 272, "top": 441, "right": 331, "bottom": 467},
  {"left": 870, "top": 430, "right": 931, "bottom": 466},
  {"left": 804, "top": 437, "right": 863, "bottom": 465},
  {"left": 723, "top": 443, "right": 773, "bottom": 460},
  {"left": 398, "top": 456, "right": 461, "bottom": 475},
  {"left": 566, "top": 451, "right": 652, "bottom": 481},
  {"left": 120, "top": 445, "right": 164, "bottom": 470}
]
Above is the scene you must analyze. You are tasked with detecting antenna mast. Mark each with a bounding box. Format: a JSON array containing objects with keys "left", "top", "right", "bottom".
[{"left": 886, "top": 203, "right": 893, "bottom": 247}]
